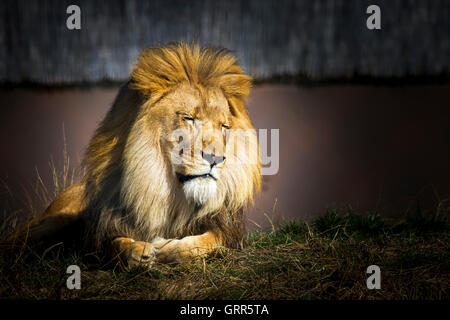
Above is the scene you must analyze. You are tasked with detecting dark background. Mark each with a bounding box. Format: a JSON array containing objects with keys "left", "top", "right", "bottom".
[
  {"left": 0, "top": 0, "right": 449, "bottom": 228},
  {"left": 1, "top": 0, "right": 449, "bottom": 83}
]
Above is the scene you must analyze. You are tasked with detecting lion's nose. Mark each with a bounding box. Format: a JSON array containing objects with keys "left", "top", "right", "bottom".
[{"left": 201, "top": 151, "right": 225, "bottom": 167}]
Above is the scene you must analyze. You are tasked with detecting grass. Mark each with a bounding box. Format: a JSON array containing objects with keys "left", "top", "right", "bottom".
[
  {"left": 0, "top": 205, "right": 448, "bottom": 300},
  {"left": 0, "top": 124, "right": 81, "bottom": 238}
]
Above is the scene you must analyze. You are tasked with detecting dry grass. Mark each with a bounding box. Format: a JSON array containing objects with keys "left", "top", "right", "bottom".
[
  {"left": 0, "top": 124, "right": 82, "bottom": 238},
  {"left": 0, "top": 207, "right": 448, "bottom": 300}
]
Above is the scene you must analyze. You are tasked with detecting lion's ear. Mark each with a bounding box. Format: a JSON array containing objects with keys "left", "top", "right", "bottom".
[
  {"left": 221, "top": 71, "right": 253, "bottom": 117},
  {"left": 220, "top": 68, "right": 252, "bottom": 101}
]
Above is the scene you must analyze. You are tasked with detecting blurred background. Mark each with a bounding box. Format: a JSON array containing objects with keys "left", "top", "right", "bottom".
[{"left": 0, "top": 0, "right": 449, "bottom": 229}]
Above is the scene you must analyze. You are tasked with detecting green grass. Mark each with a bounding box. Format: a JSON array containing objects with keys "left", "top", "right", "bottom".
[{"left": 0, "top": 206, "right": 448, "bottom": 300}]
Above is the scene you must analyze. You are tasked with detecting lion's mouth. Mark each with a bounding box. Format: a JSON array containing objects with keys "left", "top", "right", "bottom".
[{"left": 176, "top": 172, "right": 217, "bottom": 183}]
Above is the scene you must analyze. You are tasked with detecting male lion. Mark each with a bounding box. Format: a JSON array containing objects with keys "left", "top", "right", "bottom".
[{"left": 8, "top": 43, "right": 261, "bottom": 268}]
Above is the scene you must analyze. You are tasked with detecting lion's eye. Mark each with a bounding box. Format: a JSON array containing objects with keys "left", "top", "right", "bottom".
[
  {"left": 183, "top": 116, "right": 195, "bottom": 124},
  {"left": 221, "top": 124, "right": 230, "bottom": 130}
]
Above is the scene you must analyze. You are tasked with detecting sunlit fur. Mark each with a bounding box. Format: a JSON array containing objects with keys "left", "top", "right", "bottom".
[
  {"left": 181, "top": 176, "right": 216, "bottom": 206},
  {"left": 81, "top": 43, "right": 261, "bottom": 251}
]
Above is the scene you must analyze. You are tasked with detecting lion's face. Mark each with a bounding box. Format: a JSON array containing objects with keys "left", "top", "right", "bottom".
[{"left": 147, "top": 83, "right": 234, "bottom": 205}]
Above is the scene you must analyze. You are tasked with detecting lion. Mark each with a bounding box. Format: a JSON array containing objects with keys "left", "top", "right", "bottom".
[{"left": 6, "top": 43, "right": 261, "bottom": 268}]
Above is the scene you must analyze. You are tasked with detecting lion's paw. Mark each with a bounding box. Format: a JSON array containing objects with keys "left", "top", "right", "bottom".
[{"left": 126, "top": 241, "right": 159, "bottom": 268}]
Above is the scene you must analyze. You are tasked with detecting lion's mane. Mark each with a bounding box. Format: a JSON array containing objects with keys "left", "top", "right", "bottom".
[{"left": 81, "top": 43, "right": 261, "bottom": 250}]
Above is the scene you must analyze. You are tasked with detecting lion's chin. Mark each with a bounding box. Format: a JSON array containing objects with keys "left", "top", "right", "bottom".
[{"left": 182, "top": 176, "right": 217, "bottom": 206}]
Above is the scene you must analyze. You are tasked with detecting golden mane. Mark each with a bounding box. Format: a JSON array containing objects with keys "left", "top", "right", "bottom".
[{"left": 130, "top": 42, "right": 252, "bottom": 117}]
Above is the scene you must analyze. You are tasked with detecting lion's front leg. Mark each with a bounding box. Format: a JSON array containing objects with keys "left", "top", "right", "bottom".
[{"left": 152, "top": 231, "right": 223, "bottom": 264}]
